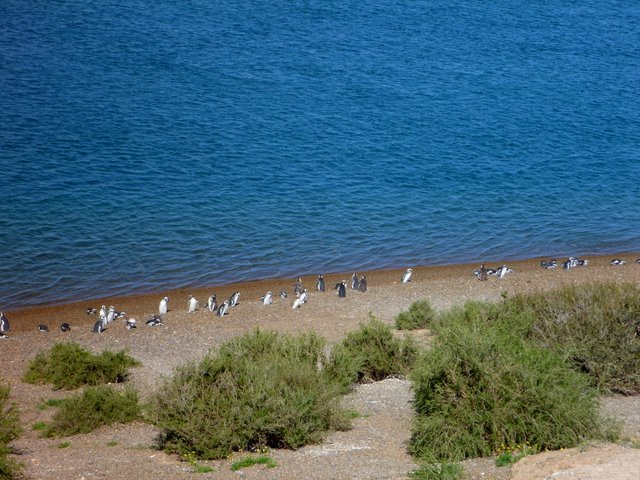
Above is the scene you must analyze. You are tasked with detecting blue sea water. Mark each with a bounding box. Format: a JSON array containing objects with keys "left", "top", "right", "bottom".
[{"left": 1, "top": 0, "right": 639, "bottom": 310}]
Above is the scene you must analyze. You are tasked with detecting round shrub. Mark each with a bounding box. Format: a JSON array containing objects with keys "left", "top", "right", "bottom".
[
  {"left": 395, "top": 300, "right": 436, "bottom": 330},
  {"left": 149, "top": 330, "right": 350, "bottom": 460}
]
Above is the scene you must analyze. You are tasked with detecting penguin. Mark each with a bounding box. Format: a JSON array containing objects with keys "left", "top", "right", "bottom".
[
  {"left": 91, "top": 319, "right": 104, "bottom": 333},
  {"left": 229, "top": 292, "right": 240, "bottom": 307},
  {"left": 146, "top": 315, "right": 163, "bottom": 327},
  {"left": 279, "top": 289, "right": 288, "bottom": 299},
  {"left": 294, "top": 277, "right": 303, "bottom": 295},
  {"left": 99, "top": 305, "right": 107, "bottom": 318},
  {"left": 124, "top": 318, "right": 137, "bottom": 329},
  {"left": 187, "top": 295, "right": 199, "bottom": 312},
  {"left": 60, "top": 322, "right": 71, "bottom": 332},
  {"left": 106, "top": 306, "right": 116, "bottom": 324},
  {"left": 563, "top": 259, "right": 573, "bottom": 270},
  {"left": 217, "top": 301, "right": 229, "bottom": 317},
  {"left": 338, "top": 281, "right": 347, "bottom": 298},
  {"left": 0, "top": 312, "right": 9, "bottom": 334},
  {"left": 262, "top": 291, "right": 273, "bottom": 305},
  {"left": 299, "top": 288, "right": 309, "bottom": 304},
  {"left": 476, "top": 264, "right": 488, "bottom": 281},
  {"left": 85, "top": 307, "right": 97, "bottom": 315},
  {"left": 207, "top": 294, "right": 217, "bottom": 312},
  {"left": 610, "top": 259, "right": 626, "bottom": 266},
  {"left": 401, "top": 268, "right": 413, "bottom": 283},
  {"left": 351, "top": 273, "right": 359, "bottom": 290},
  {"left": 316, "top": 275, "right": 325, "bottom": 292},
  {"left": 38, "top": 324, "right": 49, "bottom": 332},
  {"left": 115, "top": 309, "right": 126, "bottom": 319},
  {"left": 496, "top": 265, "right": 513, "bottom": 278},
  {"left": 159, "top": 297, "right": 169, "bottom": 314},
  {"left": 636, "top": 258, "right": 640, "bottom": 264},
  {"left": 578, "top": 259, "right": 589, "bottom": 267},
  {"left": 292, "top": 295, "right": 304, "bottom": 309},
  {"left": 358, "top": 275, "right": 367, "bottom": 292},
  {"left": 540, "top": 259, "right": 558, "bottom": 269}
]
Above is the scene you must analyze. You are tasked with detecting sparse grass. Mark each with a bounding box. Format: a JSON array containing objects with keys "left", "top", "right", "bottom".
[
  {"left": 57, "top": 442, "right": 70, "bottom": 449},
  {"left": 32, "top": 422, "right": 47, "bottom": 431},
  {"left": 23, "top": 343, "right": 140, "bottom": 390},
  {"left": 37, "top": 398, "right": 64, "bottom": 410},
  {"left": 494, "top": 442, "right": 538, "bottom": 466},
  {"left": 150, "top": 329, "right": 350, "bottom": 460},
  {"left": 182, "top": 452, "right": 214, "bottom": 473},
  {"left": 107, "top": 440, "right": 119, "bottom": 447},
  {"left": 325, "top": 315, "right": 419, "bottom": 390},
  {"left": 0, "top": 381, "right": 23, "bottom": 480},
  {"left": 395, "top": 300, "right": 436, "bottom": 330},
  {"left": 43, "top": 385, "right": 140, "bottom": 437},
  {"left": 409, "top": 462, "right": 463, "bottom": 480},
  {"left": 231, "top": 455, "right": 277, "bottom": 471},
  {"left": 409, "top": 297, "right": 619, "bottom": 462}
]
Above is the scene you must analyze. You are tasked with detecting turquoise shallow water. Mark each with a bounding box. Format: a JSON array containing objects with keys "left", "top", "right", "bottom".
[{"left": 1, "top": 1, "right": 639, "bottom": 309}]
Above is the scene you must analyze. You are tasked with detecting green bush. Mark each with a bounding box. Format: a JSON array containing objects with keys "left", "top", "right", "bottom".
[
  {"left": 509, "top": 283, "right": 640, "bottom": 394},
  {"left": 395, "top": 300, "right": 436, "bottom": 330},
  {"left": 409, "top": 462, "right": 463, "bottom": 480},
  {"left": 325, "top": 316, "right": 419, "bottom": 390},
  {"left": 0, "top": 382, "right": 23, "bottom": 480},
  {"left": 409, "top": 302, "right": 618, "bottom": 462},
  {"left": 149, "top": 329, "right": 350, "bottom": 460},
  {"left": 23, "top": 342, "right": 140, "bottom": 389},
  {"left": 44, "top": 385, "right": 140, "bottom": 437}
]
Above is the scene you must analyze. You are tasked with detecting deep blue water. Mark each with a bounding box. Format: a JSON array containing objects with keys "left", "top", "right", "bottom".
[{"left": 1, "top": 0, "right": 639, "bottom": 309}]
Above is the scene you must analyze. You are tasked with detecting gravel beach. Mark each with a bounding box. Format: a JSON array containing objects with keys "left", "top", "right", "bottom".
[{"left": 3, "top": 253, "right": 640, "bottom": 479}]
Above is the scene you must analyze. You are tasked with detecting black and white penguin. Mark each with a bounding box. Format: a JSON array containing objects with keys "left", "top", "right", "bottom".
[
  {"left": 0, "top": 312, "right": 9, "bottom": 337},
  {"left": 636, "top": 258, "right": 640, "bottom": 264},
  {"left": 540, "top": 259, "right": 558, "bottom": 269},
  {"left": 294, "top": 277, "right": 303, "bottom": 295},
  {"left": 60, "top": 323, "right": 71, "bottom": 332},
  {"left": 316, "top": 275, "right": 325, "bottom": 292},
  {"left": 229, "top": 292, "right": 240, "bottom": 307},
  {"left": 351, "top": 273, "right": 359, "bottom": 290},
  {"left": 299, "top": 288, "right": 309, "bottom": 304},
  {"left": 124, "top": 318, "right": 137, "bottom": 329},
  {"left": 496, "top": 265, "right": 513, "bottom": 279},
  {"left": 262, "top": 291, "right": 273, "bottom": 305},
  {"left": 187, "top": 295, "right": 199, "bottom": 313},
  {"left": 610, "top": 259, "right": 626, "bottom": 266},
  {"left": 217, "top": 301, "right": 229, "bottom": 317},
  {"left": 279, "top": 289, "right": 288, "bottom": 299},
  {"left": 358, "top": 275, "right": 367, "bottom": 292},
  {"left": 338, "top": 281, "right": 347, "bottom": 298},
  {"left": 159, "top": 297, "right": 169, "bottom": 314},
  {"left": 474, "top": 264, "right": 488, "bottom": 281},
  {"left": 38, "top": 324, "right": 49, "bottom": 332},
  {"left": 401, "top": 268, "right": 413, "bottom": 283},
  {"left": 146, "top": 315, "right": 163, "bottom": 327},
  {"left": 292, "top": 293, "right": 304, "bottom": 309},
  {"left": 106, "top": 306, "right": 115, "bottom": 324},
  {"left": 92, "top": 319, "right": 104, "bottom": 333},
  {"left": 86, "top": 307, "right": 97, "bottom": 315},
  {"left": 207, "top": 294, "right": 217, "bottom": 312}
]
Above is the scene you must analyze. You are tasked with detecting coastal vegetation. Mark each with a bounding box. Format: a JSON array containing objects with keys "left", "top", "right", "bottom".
[
  {"left": 42, "top": 385, "right": 140, "bottom": 437},
  {"left": 395, "top": 300, "right": 436, "bottom": 330},
  {"left": 149, "top": 318, "right": 415, "bottom": 460},
  {"left": 407, "top": 283, "right": 639, "bottom": 467},
  {"left": 0, "top": 381, "right": 22, "bottom": 480},
  {"left": 23, "top": 342, "right": 140, "bottom": 389}
]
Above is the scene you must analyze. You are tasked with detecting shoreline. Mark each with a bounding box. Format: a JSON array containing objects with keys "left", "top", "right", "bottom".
[{"left": 6, "top": 252, "right": 640, "bottom": 333}]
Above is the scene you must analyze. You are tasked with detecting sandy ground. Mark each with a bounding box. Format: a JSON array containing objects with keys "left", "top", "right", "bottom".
[{"left": 2, "top": 253, "right": 640, "bottom": 479}]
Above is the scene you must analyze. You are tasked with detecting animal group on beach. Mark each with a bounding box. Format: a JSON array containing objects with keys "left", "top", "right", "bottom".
[{"left": 3, "top": 258, "right": 640, "bottom": 337}]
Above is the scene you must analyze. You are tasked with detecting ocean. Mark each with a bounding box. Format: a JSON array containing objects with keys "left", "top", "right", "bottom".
[{"left": 1, "top": 0, "right": 639, "bottom": 310}]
